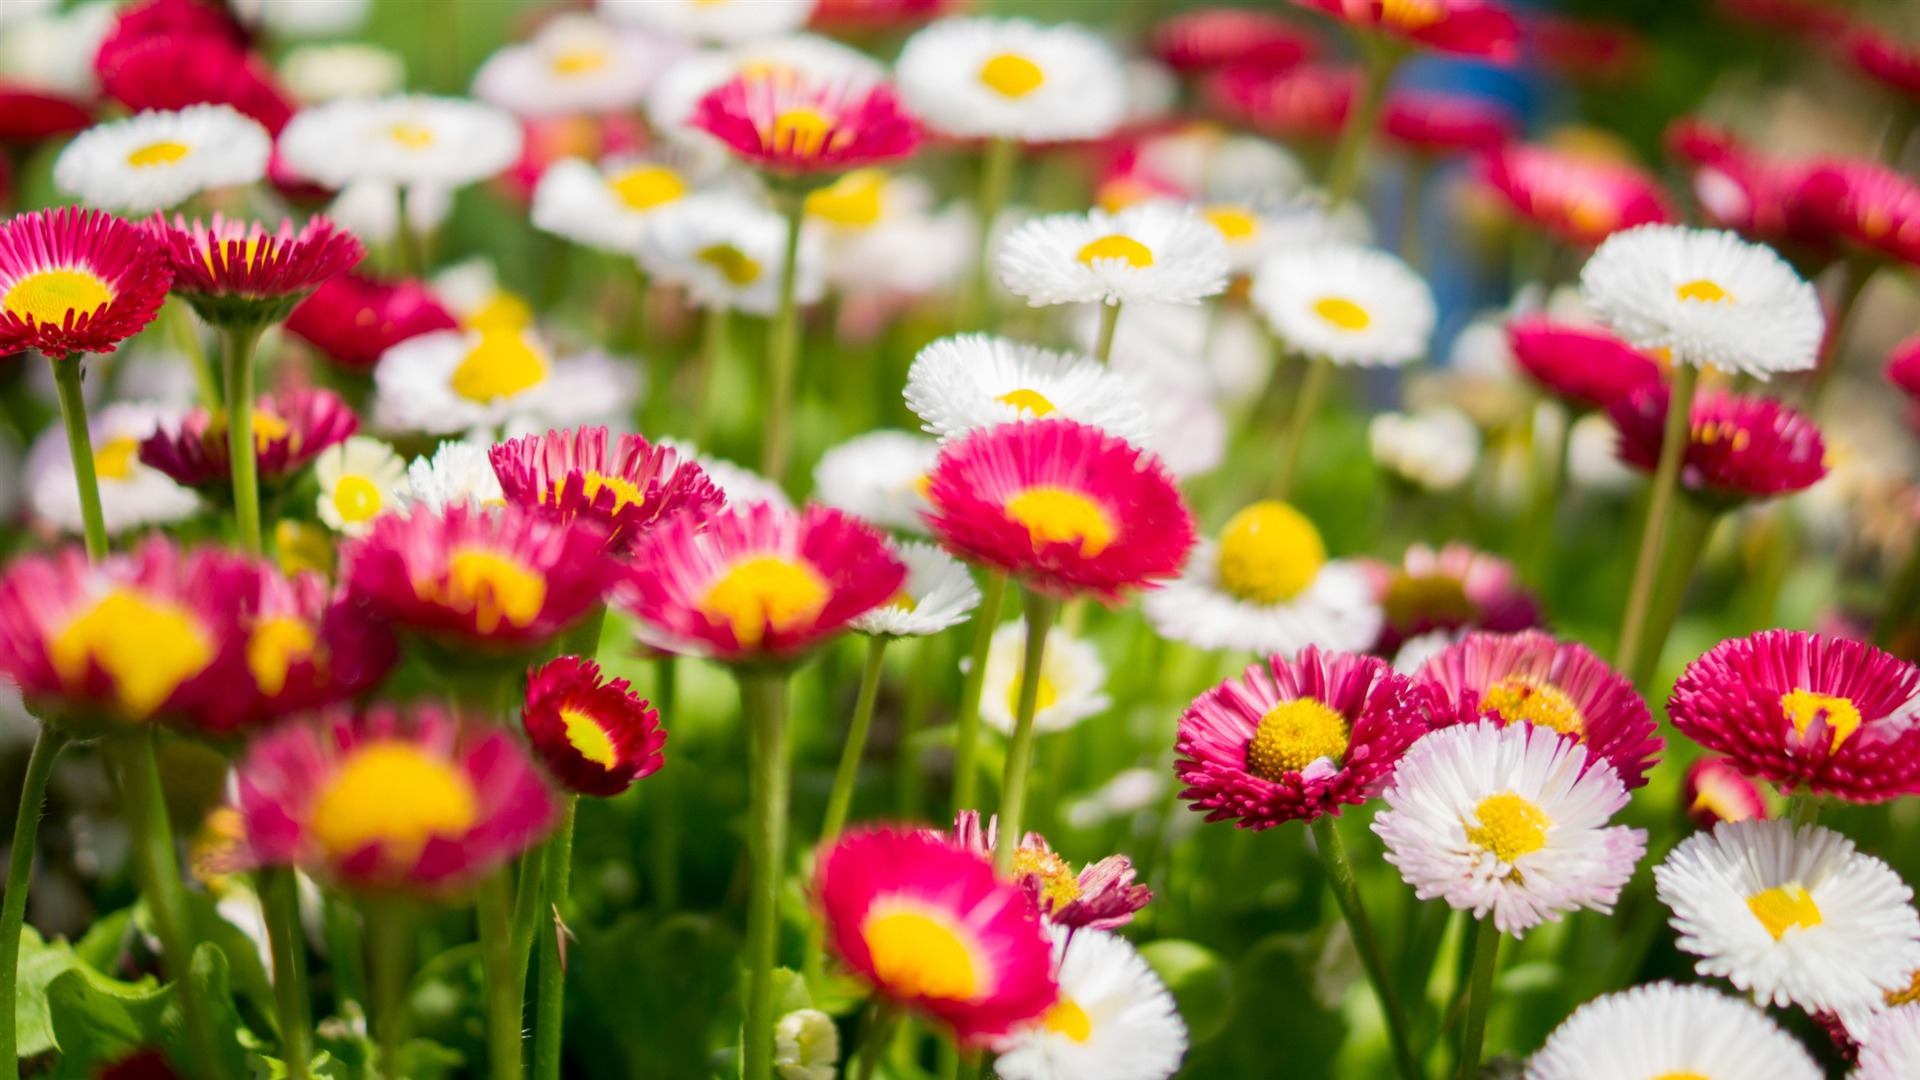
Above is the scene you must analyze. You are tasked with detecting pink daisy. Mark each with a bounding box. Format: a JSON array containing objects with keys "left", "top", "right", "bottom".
[
  {"left": 1478, "top": 142, "right": 1675, "bottom": 248},
  {"left": 689, "top": 72, "right": 922, "bottom": 179},
  {"left": 490, "top": 427, "right": 726, "bottom": 556},
  {"left": 0, "top": 86, "right": 92, "bottom": 143},
  {"left": 1294, "top": 0, "right": 1520, "bottom": 60},
  {"left": 1887, "top": 334, "right": 1920, "bottom": 404},
  {"left": 1360, "top": 542, "right": 1542, "bottom": 656},
  {"left": 147, "top": 213, "right": 364, "bottom": 327},
  {"left": 1664, "top": 119, "right": 1828, "bottom": 255},
  {"left": 1382, "top": 90, "right": 1518, "bottom": 155},
  {"left": 1151, "top": 8, "right": 1320, "bottom": 73},
  {"left": 1848, "top": 25, "right": 1920, "bottom": 101},
  {"left": 1610, "top": 384, "right": 1828, "bottom": 505},
  {"left": 138, "top": 387, "right": 357, "bottom": 494},
  {"left": 1799, "top": 159, "right": 1920, "bottom": 269},
  {"left": 1205, "top": 62, "right": 1356, "bottom": 143},
  {"left": 1683, "top": 756, "right": 1771, "bottom": 829},
  {"left": 1506, "top": 316, "right": 1663, "bottom": 411},
  {"left": 521, "top": 655, "right": 665, "bottom": 798},
  {"left": 949, "top": 811, "right": 1152, "bottom": 931},
  {"left": 284, "top": 271, "right": 460, "bottom": 373},
  {"left": 0, "top": 207, "right": 172, "bottom": 358}
]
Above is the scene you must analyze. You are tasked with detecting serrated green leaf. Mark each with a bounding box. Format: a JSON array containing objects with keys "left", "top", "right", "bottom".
[
  {"left": 44, "top": 957, "right": 170, "bottom": 1080},
  {"left": 15, "top": 926, "right": 85, "bottom": 1057}
]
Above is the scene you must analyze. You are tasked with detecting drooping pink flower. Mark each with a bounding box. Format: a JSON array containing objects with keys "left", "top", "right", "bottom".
[
  {"left": 690, "top": 71, "right": 922, "bottom": 179},
  {"left": 1479, "top": 143, "right": 1675, "bottom": 248},
  {"left": 1610, "top": 384, "right": 1829, "bottom": 505},
  {"left": 284, "top": 270, "right": 459, "bottom": 372},
  {"left": 521, "top": 655, "right": 664, "bottom": 798},
  {"left": 490, "top": 427, "right": 725, "bottom": 556},
  {"left": 0, "top": 207, "right": 172, "bottom": 358},
  {"left": 1506, "top": 316, "right": 1663, "bottom": 411},
  {"left": 1520, "top": 12, "right": 1645, "bottom": 85},
  {"left": 139, "top": 388, "right": 358, "bottom": 494},
  {"left": 949, "top": 812, "right": 1151, "bottom": 931}
]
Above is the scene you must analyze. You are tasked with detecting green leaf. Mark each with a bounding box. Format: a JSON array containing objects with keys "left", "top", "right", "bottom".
[
  {"left": 74, "top": 906, "right": 134, "bottom": 973},
  {"left": 15, "top": 926, "right": 84, "bottom": 1057},
  {"left": 135, "top": 890, "right": 280, "bottom": 1034},
  {"left": 570, "top": 912, "right": 740, "bottom": 1080},
  {"left": 44, "top": 958, "right": 169, "bottom": 1080}
]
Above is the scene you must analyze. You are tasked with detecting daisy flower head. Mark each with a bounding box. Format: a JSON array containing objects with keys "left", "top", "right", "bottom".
[
  {"left": 95, "top": 13, "right": 295, "bottom": 137},
  {"left": 1856, "top": 1005, "right": 1920, "bottom": 1080},
  {"left": 228, "top": 703, "right": 557, "bottom": 894},
  {"left": 1505, "top": 315, "right": 1662, "bottom": 412},
  {"left": 621, "top": 501, "right": 905, "bottom": 665},
  {"left": 1382, "top": 89, "right": 1519, "bottom": 156},
  {"left": 1363, "top": 542, "right": 1542, "bottom": 655},
  {"left": 1295, "top": 0, "right": 1521, "bottom": 61},
  {"left": 1799, "top": 159, "right": 1920, "bottom": 269},
  {"left": 27, "top": 402, "right": 199, "bottom": 538},
  {"left": 1669, "top": 630, "right": 1920, "bottom": 804},
  {"left": 1250, "top": 242, "right": 1434, "bottom": 366},
  {"left": 1416, "top": 630, "right": 1662, "bottom": 789},
  {"left": 1686, "top": 757, "right": 1771, "bottom": 829},
  {"left": 1889, "top": 334, "right": 1920, "bottom": 404},
  {"left": 849, "top": 541, "right": 981, "bottom": 638},
  {"left": 644, "top": 34, "right": 885, "bottom": 141},
  {"left": 1368, "top": 408, "right": 1481, "bottom": 492},
  {"left": 689, "top": 69, "right": 922, "bottom": 180},
  {"left": 812, "top": 429, "right": 939, "bottom": 535},
  {"left": 1665, "top": 119, "right": 1825, "bottom": 253},
  {"left": 599, "top": 0, "right": 818, "bottom": 44},
  {"left": 521, "top": 654, "right": 664, "bottom": 798},
  {"left": 1144, "top": 501, "right": 1383, "bottom": 658},
  {"left": 1479, "top": 143, "right": 1675, "bottom": 248},
  {"left": 1655, "top": 819, "right": 1920, "bottom": 1013},
  {"left": 53, "top": 105, "right": 270, "bottom": 214},
  {"left": 371, "top": 328, "right": 638, "bottom": 437},
  {"left": 138, "top": 387, "right": 357, "bottom": 496},
  {"left": 996, "top": 203, "right": 1230, "bottom": 309},
  {"left": 1204, "top": 63, "right": 1356, "bottom": 144},
  {"left": 991, "top": 927, "right": 1188, "bottom": 1080},
  {"left": 285, "top": 270, "right": 459, "bottom": 372},
  {"left": 1580, "top": 224, "right": 1823, "bottom": 377},
  {"left": 1177, "top": 646, "right": 1429, "bottom": 830},
  {"left": 0, "top": 206, "right": 171, "bottom": 358},
  {"left": 1151, "top": 7, "right": 1319, "bottom": 73},
  {"left": 1610, "top": 385, "right": 1828, "bottom": 506},
  {"left": 905, "top": 335, "right": 1151, "bottom": 446},
  {"left": 472, "top": 13, "right": 676, "bottom": 119},
  {"left": 1523, "top": 981, "right": 1821, "bottom": 1080},
  {"left": 278, "top": 94, "right": 524, "bottom": 190},
  {"left": 530, "top": 154, "right": 702, "bottom": 256},
  {"left": 398, "top": 440, "right": 505, "bottom": 515},
  {"left": 923, "top": 419, "right": 1196, "bottom": 603},
  {"left": 491, "top": 426, "right": 726, "bottom": 556},
  {"left": 813, "top": 826, "right": 1057, "bottom": 1043},
  {"left": 1374, "top": 720, "right": 1646, "bottom": 936},
  {"left": 640, "top": 191, "right": 825, "bottom": 315},
  {"left": 894, "top": 16, "right": 1127, "bottom": 143},
  {"left": 147, "top": 213, "right": 364, "bottom": 327},
  {"left": 1850, "top": 25, "right": 1920, "bottom": 101},
  {"left": 949, "top": 812, "right": 1151, "bottom": 931},
  {"left": 979, "top": 619, "right": 1110, "bottom": 737},
  {"left": 314, "top": 435, "right": 408, "bottom": 537}
]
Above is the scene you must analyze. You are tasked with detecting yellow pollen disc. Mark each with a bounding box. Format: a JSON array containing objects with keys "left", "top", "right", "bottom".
[
  {"left": 1781, "top": 689, "right": 1862, "bottom": 752},
  {"left": 1566, "top": 198, "right": 1618, "bottom": 238},
  {"left": 770, "top": 107, "right": 834, "bottom": 158},
  {"left": 1003, "top": 486, "right": 1115, "bottom": 557},
  {"left": 1247, "top": 697, "right": 1349, "bottom": 781},
  {"left": 3, "top": 268, "right": 114, "bottom": 328},
  {"left": 1465, "top": 792, "right": 1551, "bottom": 864},
  {"left": 247, "top": 616, "right": 316, "bottom": 698},
  {"left": 49, "top": 590, "right": 214, "bottom": 718},
  {"left": 607, "top": 165, "right": 686, "bottom": 211},
  {"left": 451, "top": 332, "right": 549, "bottom": 403},
  {"left": 388, "top": 122, "right": 436, "bottom": 150},
  {"left": 93, "top": 436, "right": 141, "bottom": 482},
  {"left": 806, "top": 169, "right": 887, "bottom": 228},
  {"left": 1006, "top": 669, "right": 1059, "bottom": 719},
  {"left": 1042, "top": 997, "right": 1093, "bottom": 1043},
  {"left": 887, "top": 590, "right": 918, "bottom": 612},
  {"left": 1478, "top": 675, "right": 1585, "bottom": 738},
  {"left": 1204, "top": 206, "right": 1258, "bottom": 242},
  {"left": 1652, "top": 1075, "right": 1710, "bottom": 1080},
  {"left": 1675, "top": 278, "right": 1731, "bottom": 304},
  {"left": 560, "top": 707, "right": 619, "bottom": 768},
  {"left": 574, "top": 472, "right": 646, "bottom": 512},
  {"left": 1312, "top": 296, "right": 1372, "bottom": 332},
  {"left": 276, "top": 520, "right": 334, "bottom": 578},
  {"left": 464, "top": 291, "right": 533, "bottom": 335},
  {"left": 1214, "top": 501, "right": 1326, "bottom": 604},
  {"left": 1885, "top": 970, "right": 1920, "bottom": 1008},
  {"left": 1075, "top": 234, "right": 1154, "bottom": 269},
  {"left": 1012, "top": 847, "right": 1083, "bottom": 909},
  {"left": 332, "top": 475, "right": 385, "bottom": 523},
  {"left": 432, "top": 549, "right": 549, "bottom": 635},
  {"left": 126, "top": 140, "right": 191, "bottom": 167},
  {"left": 862, "top": 909, "right": 979, "bottom": 1000},
  {"left": 1747, "top": 883, "right": 1822, "bottom": 940},
  {"left": 994, "top": 387, "right": 1057, "bottom": 417},
  {"left": 549, "top": 47, "right": 607, "bottom": 75},
  {"left": 310, "top": 742, "right": 479, "bottom": 863},
  {"left": 697, "top": 243, "right": 764, "bottom": 286},
  {"left": 1381, "top": 0, "right": 1445, "bottom": 31},
  {"left": 979, "top": 52, "right": 1045, "bottom": 98},
  {"left": 212, "top": 407, "right": 292, "bottom": 454},
  {"left": 700, "top": 556, "right": 830, "bottom": 649}
]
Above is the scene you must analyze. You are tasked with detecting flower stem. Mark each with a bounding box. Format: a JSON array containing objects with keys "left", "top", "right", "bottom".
[
  {"left": 1270, "top": 356, "right": 1334, "bottom": 502},
  {"left": 0, "top": 725, "right": 66, "bottom": 1080},
  {"left": 853, "top": 1004, "right": 899, "bottom": 1080},
  {"left": 1615, "top": 362, "right": 1700, "bottom": 687},
  {"left": 1309, "top": 815, "right": 1422, "bottom": 1080},
  {"left": 1456, "top": 916, "right": 1502, "bottom": 1080},
  {"left": 1092, "top": 302, "right": 1122, "bottom": 364},
  {"left": 739, "top": 669, "right": 793, "bottom": 1080},
  {"left": 1631, "top": 500, "right": 1719, "bottom": 691},
  {"left": 165, "top": 301, "right": 220, "bottom": 409},
  {"left": 364, "top": 899, "right": 415, "bottom": 1080},
  {"left": 761, "top": 191, "right": 808, "bottom": 486},
  {"left": 1324, "top": 40, "right": 1397, "bottom": 207},
  {"left": 1789, "top": 793, "right": 1820, "bottom": 829},
  {"left": 692, "top": 306, "right": 729, "bottom": 448},
  {"left": 531, "top": 796, "right": 576, "bottom": 1080},
  {"left": 651, "top": 658, "right": 682, "bottom": 911},
  {"left": 221, "top": 323, "right": 267, "bottom": 555},
  {"left": 994, "top": 591, "right": 1057, "bottom": 876},
  {"left": 259, "top": 867, "right": 313, "bottom": 1080},
  {"left": 951, "top": 573, "right": 1009, "bottom": 815},
  {"left": 822, "top": 637, "right": 890, "bottom": 845},
  {"left": 394, "top": 186, "right": 421, "bottom": 278},
  {"left": 50, "top": 358, "right": 109, "bottom": 562},
  {"left": 477, "top": 870, "right": 526, "bottom": 1080},
  {"left": 961, "top": 137, "right": 1018, "bottom": 331}
]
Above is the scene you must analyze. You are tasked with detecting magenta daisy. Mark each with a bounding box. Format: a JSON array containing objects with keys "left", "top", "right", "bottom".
[
  {"left": 950, "top": 811, "right": 1152, "bottom": 931},
  {"left": 137, "top": 387, "right": 357, "bottom": 495},
  {"left": 1610, "top": 384, "right": 1828, "bottom": 505},
  {"left": 1887, "top": 334, "right": 1920, "bottom": 404},
  {"left": 284, "top": 270, "right": 460, "bottom": 373},
  {"left": 1669, "top": 630, "right": 1920, "bottom": 804},
  {"left": 490, "top": 426, "right": 726, "bottom": 556},
  {"left": 1506, "top": 316, "right": 1663, "bottom": 412},
  {"left": 1175, "top": 646, "right": 1430, "bottom": 830},
  {"left": 1361, "top": 542, "right": 1542, "bottom": 656},
  {"left": 1478, "top": 143, "right": 1675, "bottom": 248},
  {"left": 0, "top": 206, "right": 172, "bottom": 358},
  {"left": 1684, "top": 756, "right": 1771, "bottom": 828},
  {"left": 689, "top": 71, "right": 922, "bottom": 180},
  {"left": 521, "top": 654, "right": 665, "bottom": 798},
  {"left": 147, "top": 212, "right": 364, "bottom": 327}
]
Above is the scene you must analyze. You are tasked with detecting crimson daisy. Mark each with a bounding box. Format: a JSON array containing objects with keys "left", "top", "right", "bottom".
[
  {"left": 1506, "top": 316, "right": 1662, "bottom": 411},
  {"left": 0, "top": 86, "right": 92, "bottom": 144},
  {"left": 1887, "top": 334, "right": 1920, "bottom": 404},
  {"left": 1610, "top": 384, "right": 1828, "bottom": 506},
  {"left": 1664, "top": 119, "right": 1827, "bottom": 255},
  {"left": 1151, "top": 8, "right": 1320, "bottom": 73},
  {"left": 147, "top": 213, "right": 365, "bottom": 328},
  {"left": 284, "top": 270, "right": 459, "bottom": 373},
  {"left": 138, "top": 388, "right": 357, "bottom": 496},
  {"left": 689, "top": 71, "right": 922, "bottom": 181},
  {"left": 96, "top": 4, "right": 295, "bottom": 135},
  {"left": 1359, "top": 542, "right": 1541, "bottom": 656},
  {"left": 1799, "top": 159, "right": 1920, "bottom": 269},
  {"left": 1382, "top": 89, "right": 1517, "bottom": 156},
  {"left": 490, "top": 426, "right": 726, "bottom": 556},
  {"left": 1294, "top": 0, "right": 1520, "bottom": 60},
  {"left": 1848, "top": 25, "right": 1920, "bottom": 102},
  {"left": 949, "top": 811, "right": 1152, "bottom": 931},
  {"left": 521, "top": 655, "right": 664, "bottom": 799},
  {"left": 0, "top": 207, "right": 172, "bottom": 359},
  {"left": 1204, "top": 62, "right": 1355, "bottom": 143},
  {"left": 1478, "top": 143, "right": 1675, "bottom": 248}
]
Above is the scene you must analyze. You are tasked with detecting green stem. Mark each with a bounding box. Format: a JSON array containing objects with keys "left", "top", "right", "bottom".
[
  {"left": 477, "top": 870, "right": 526, "bottom": 1080},
  {"left": 165, "top": 301, "right": 220, "bottom": 408},
  {"left": 1323, "top": 41, "right": 1398, "bottom": 207},
  {"left": 739, "top": 669, "right": 793, "bottom": 1080},
  {"left": 1456, "top": 916, "right": 1502, "bottom": 1080},
  {"left": 1310, "top": 815, "right": 1422, "bottom": 1080},
  {"left": 0, "top": 726, "right": 67, "bottom": 1080},
  {"left": 395, "top": 186, "right": 421, "bottom": 278},
  {"left": 509, "top": 845, "right": 548, "bottom": 1003},
  {"left": 853, "top": 1004, "right": 898, "bottom": 1080},
  {"left": 365, "top": 899, "right": 415, "bottom": 1080},
  {"left": 994, "top": 591, "right": 1058, "bottom": 876},
  {"left": 1873, "top": 527, "right": 1920, "bottom": 647},
  {"left": 221, "top": 323, "right": 267, "bottom": 555},
  {"left": 1091, "top": 302, "right": 1121, "bottom": 364},
  {"left": 1615, "top": 362, "right": 1700, "bottom": 687},
  {"left": 531, "top": 797, "right": 576, "bottom": 1080},
  {"left": 1270, "top": 356, "right": 1334, "bottom": 502},
  {"left": 1630, "top": 500, "right": 1719, "bottom": 691},
  {"left": 260, "top": 867, "right": 313, "bottom": 1080},
  {"left": 651, "top": 658, "right": 681, "bottom": 911},
  {"left": 692, "top": 306, "right": 729, "bottom": 448},
  {"left": 951, "top": 573, "right": 1009, "bottom": 815},
  {"left": 1397, "top": 157, "right": 1429, "bottom": 272},
  {"left": 1789, "top": 793, "right": 1821, "bottom": 829},
  {"left": 761, "top": 191, "right": 808, "bottom": 486},
  {"left": 322, "top": 895, "right": 366, "bottom": 1019},
  {"left": 50, "top": 358, "right": 109, "bottom": 561},
  {"left": 822, "top": 637, "right": 889, "bottom": 845},
  {"left": 961, "top": 137, "right": 1019, "bottom": 331}
]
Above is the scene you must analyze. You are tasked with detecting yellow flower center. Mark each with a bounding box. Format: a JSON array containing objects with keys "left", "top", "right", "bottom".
[
  {"left": 1652, "top": 1075, "right": 1709, "bottom": 1080},
  {"left": 276, "top": 520, "right": 334, "bottom": 578},
  {"left": 1747, "top": 883, "right": 1822, "bottom": 940},
  {"left": 1381, "top": 0, "right": 1446, "bottom": 31},
  {"left": 332, "top": 475, "right": 384, "bottom": 523},
  {"left": 388, "top": 123, "right": 436, "bottom": 150},
  {"left": 3, "top": 268, "right": 113, "bottom": 328},
  {"left": 93, "top": 436, "right": 141, "bottom": 482},
  {"left": 310, "top": 742, "right": 479, "bottom": 863},
  {"left": 1312, "top": 296, "right": 1372, "bottom": 332},
  {"left": 551, "top": 471, "right": 644, "bottom": 513},
  {"left": 464, "top": 292, "right": 533, "bottom": 335},
  {"left": 1011, "top": 847, "right": 1082, "bottom": 910},
  {"left": 994, "top": 387, "right": 1056, "bottom": 417},
  {"left": 1003, "top": 486, "right": 1115, "bottom": 557},
  {"left": 1885, "top": 969, "right": 1920, "bottom": 1008},
  {"left": 1075, "top": 234, "right": 1154, "bottom": 268},
  {"left": 49, "top": 590, "right": 214, "bottom": 718},
  {"left": 1005, "top": 667, "right": 1059, "bottom": 719},
  {"left": 979, "top": 52, "right": 1045, "bottom": 98},
  {"left": 1214, "top": 501, "right": 1326, "bottom": 604},
  {"left": 607, "top": 165, "right": 686, "bottom": 211},
  {"left": 1382, "top": 572, "right": 1475, "bottom": 628},
  {"left": 247, "top": 616, "right": 316, "bottom": 698},
  {"left": 1204, "top": 206, "right": 1258, "bottom": 242},
  {"left": 428, "top": 549, "right": 549, "bottom": 634},
  {"left": 770, "top": 107, "right": 833, "bottom": 157},
  {"left": 126, "top": 140, "right": 191, "bottom": 167},
  {"left": 806, "top": 169, "right": 887, "bottom": 228},
  {"left": 1247, "top": 697, "right": 1349, "bottom": 781},
  {"left": 1675, "top": 279, "right": 1731, "bottom": 304},
  {"left": 1465, "top": 792, "right": 1551, "bottom": 864},
  {"left": 697, "top": 243, "right": 764, "bottom": 286},
  {"left": 550, "top": 47, "right": 607, "bottom": 76},
  {"left": 560, "top": 707, "right": 619, "bottom": 768},
  {"left": 886, "top": 590, "right": 918, "bottom": 613},
  {"left": 700, "top": 556, "right": 830, "bottom": 650},
  {"left": 1042, "top": 997, "right": 1093, "bottom": 1043},
  {"left": 861, "top": 908, "right": 979, "bottom": 1000},
  {"left": 211, "top": 408, "right": 292, "bottom": 455},
  {"left": 1781, "top": 689, "right": 1862, "bottom": 753},
  {"left": 1478, "top": 676, "right": 1585, "bottom": 738},
  {"left": 451, "top": 332, "right": 549, "bottom": 403}
]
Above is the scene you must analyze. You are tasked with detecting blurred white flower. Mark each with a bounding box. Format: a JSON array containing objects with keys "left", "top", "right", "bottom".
[{"left": 1369, "top": 407, "right": 1480, "bottom": 492}]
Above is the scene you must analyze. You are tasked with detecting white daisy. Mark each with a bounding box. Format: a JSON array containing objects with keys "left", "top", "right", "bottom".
[
  {"left": 850, "top": 541, "right": 981, "bottom": 638},
  {"left": 472, "top": 13, "right": 677, "bottom": 118},
  {"left": 1374, "top": 720, "right": 1647, "bottom": 937},
  {"left": 645, "top": 34, "right": 883, "bottom": 141},
  {"left": 1524, "top": 981, "right": 1821, "bottom": 1080},
  {"left": 280, "top": 43, "right": 407, "bottom": 104},
  {"left": 904, "top": 334, "right": 1152, "bottom": 446},
  {"left": 1653, "top": 819, "right": 1920, "bottom": 1014},
  {"left": 640, "top": 192, "right": 824, "bottom": 316},
  {"left": 0, "top": 1, "right": 114, "bottom": 99},
  {"left": 1856, "top": 1005, "right": 1920, "bottom": 1080},
  {"left": 992, "top": 927, "right": 1188, "bottom": 1080},
  {"left": 1579, "top": 224, "right": 1824, "bottom": 377},
  {"left": 1251, "top": 242, "right": 1435, "bottom": 367},
  {"left": 1568, "top": 411, "right": 1637, "bottom": 493},
  {"left": 1143, "top": 501, "right": 1381, "bottom": 657},
  {"left": 997, "top": 204, "right": 1230, "bottom": 309},
  {"left": 980, "top": 620, "right": 1110, "bottom": 737},
  {"left": 1132, "top": 128, "right": 1308, "bottom": 209},
  {"left": 371, "top": 329, "right": 640, "bottom": 438},
  {"left": 599, "top": 0, "right": 817, "bottom": 44},
  {"left": 278, "top": 94, "right": 524, "bottom": 189},
  {"left": 27, "top": 402, "right": 199, "bottom": 538},
  {"left": 807, "top": 172, "right": 975, "bottom": 298},
  {"left": 0, "top": 0, "right": 59, "bottom": 30},
  {"left": 396, "top": 440, "right": 504, "bottom": 514},
  {"left": 531, "top": 155, "right": 705, "bottom": 256},
  {"left": 53, "top": 106, "right": 271, "bottom": 214},
  {"left": 1368, "top": 407, "right": 1480, "bottom": 492},
  {"left": 659, "top": 439, "right": 792, "bottom": 510},
  {"left": 773, "top": 1007, "right": 839, "bottom": 1080},
  {"left": 313, "top": 435, "right": 407, "bottom": 537},
  {"left": 811, "top": 429, "right": 938, "bottom": 535},
  {"left": 231, "top": 0, "right": 371, "bottom": 38},
  {"left": 895, "top": 17, "right": 1127, "bottom": 143},
  {"left": 324, "top": 179, "right": 452, "bottom": 247}
]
